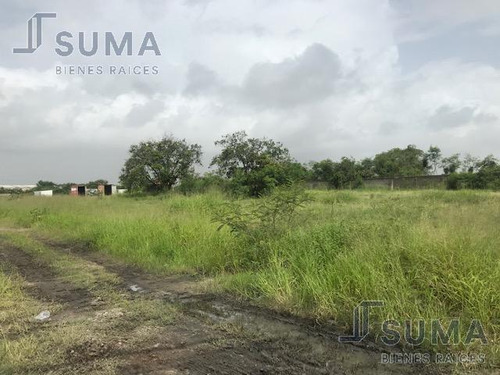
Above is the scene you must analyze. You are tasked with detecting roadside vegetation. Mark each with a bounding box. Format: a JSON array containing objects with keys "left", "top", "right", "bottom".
[{"left": 1, "top": 189, "right": 499, "bottom": 370}]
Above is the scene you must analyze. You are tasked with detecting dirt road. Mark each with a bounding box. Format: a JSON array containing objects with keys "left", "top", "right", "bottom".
[{"left": 0, "top": 230, "right": 456, "bottom": 374}]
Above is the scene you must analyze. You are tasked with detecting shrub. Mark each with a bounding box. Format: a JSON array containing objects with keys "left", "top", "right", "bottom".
[
  {"left": 212, "top": 185, "right": 312, "bottom": 241},
  {"left": 446, "top": 168, "right": 500, "bottom": 191}
]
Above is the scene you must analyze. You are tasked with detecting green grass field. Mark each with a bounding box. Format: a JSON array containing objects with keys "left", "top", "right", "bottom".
[{"left": 1, "top": 189, "right": 499, "bottom": 367}]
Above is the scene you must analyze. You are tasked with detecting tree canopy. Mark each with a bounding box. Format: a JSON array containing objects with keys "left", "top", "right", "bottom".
[
  {"left": 311, "top": 157, "right": 364, "bottom": 189},
  {"left": 120, "top": 136, "right": 202, "bottom": 193},
  {"left": 373, "top": 145, "right": 427, "bottom": 177},
  {"left": 211, "top": 131, "right": 292, "bottom": 177},
  {"left": 210, "top": 131, "right": 302, "bottom": 196}
]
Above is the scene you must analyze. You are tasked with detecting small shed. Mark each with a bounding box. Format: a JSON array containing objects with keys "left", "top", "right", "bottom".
[
  {"left": 104, "top": 184, "right": 117, "bottom": 196},
  {"left": 70, "top": 185, "right": 87, "bottom": 196},
  {"left": 78, "top": 185, "right": 87, "bottom": 196}
]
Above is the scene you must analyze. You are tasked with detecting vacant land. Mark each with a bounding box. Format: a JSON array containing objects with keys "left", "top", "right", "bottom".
[{"left": 0, "top": 190, "right": 498, "bottom": 374}]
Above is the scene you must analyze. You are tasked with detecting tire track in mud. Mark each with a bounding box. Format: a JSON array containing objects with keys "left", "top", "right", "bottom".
[
  {"left": 0, "top": 238, "right": 93, "bottom": 311},
  {"left": 32, "top": 236, "right": 448, "bottom": 375}
]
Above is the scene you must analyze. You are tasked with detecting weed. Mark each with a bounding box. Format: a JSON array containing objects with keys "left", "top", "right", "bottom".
[{"left": 29, "top": 208, "right": 49, "bottom": 225}]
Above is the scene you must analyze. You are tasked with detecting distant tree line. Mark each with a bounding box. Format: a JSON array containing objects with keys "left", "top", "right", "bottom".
[
  {"left": 309, "top": 146, "right": 500, "bottom": 190},
  {"left": 0, "top": 187, "right": 23, "bottom": 195},
  {"left": 5, "top": 134, "right": 497, "bottom": 197},
  {"left": 119, "top": 133, "right": 500, "bottom": 196}
]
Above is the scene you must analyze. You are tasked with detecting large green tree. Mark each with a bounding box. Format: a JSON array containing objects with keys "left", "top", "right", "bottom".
[
  {"left": 211, "top": 131, "right": 291, "bottom": 177},
  {"left": 311, "top": 158, "right": 363, "bottom": 189},
  {"left": 210, "top": 131, "right": 297, "bottom": 196},
  {"left": 120, "top": 136, "right": 202, "bottom": 192},
  {"left": 373, "top": 145, "right": 427, "bottom": 177},
  {"left": 359, "top": 158, "right": 376, "bottom": 178},
  {"left": 311, "top": 159, "right": 336, "bottom": 183}
]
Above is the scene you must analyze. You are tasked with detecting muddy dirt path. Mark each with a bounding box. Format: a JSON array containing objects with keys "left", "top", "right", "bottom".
[{"left": 0, "top": 232, "right": 450, "bottom": 375}]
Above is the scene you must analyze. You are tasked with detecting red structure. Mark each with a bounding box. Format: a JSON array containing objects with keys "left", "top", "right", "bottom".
[
  {"left": 70, "top": 185, "right": 87, "bottom": 196},
  {"left": 70, "top": 185, "right": 78, "bottom": 196}
]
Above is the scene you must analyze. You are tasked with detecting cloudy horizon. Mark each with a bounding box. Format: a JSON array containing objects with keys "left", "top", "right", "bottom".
[{"left": 1, "top": 0, "right": 500, "bottom": 184}]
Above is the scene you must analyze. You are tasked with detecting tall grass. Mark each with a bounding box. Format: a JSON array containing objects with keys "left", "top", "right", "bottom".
[{"left": 0, "top": 190, "right": 499, "bottom": 364}]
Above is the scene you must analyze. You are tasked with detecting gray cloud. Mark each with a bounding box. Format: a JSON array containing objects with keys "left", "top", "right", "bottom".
[
  {"left": 242, "top": 43, "right": 341, "bottom": 109},
  {"left": 427, "top": 105, "right": 476, "bottom": 129},
  {"left": 0, "top": 3, "right": 36, "bottom": 28},
  {"left": 398, "top": 23, "right": 500, "bottom": 72},
  {"left": 426, "top": 105, "right": 497, "bottom": 130},
  {"left": 184, "top": 63, "right": 221, "bottom": 96},
  {"left": 378, "top": 121, "right": 400, "bottom": 135},
  {"left": 122, "top": 99, "right": 166, "bottom": 128},
  {"left": 196, "top": 20, "right": 270, "bottom": 37},
  {"left": 475, "top": 112, "right": 498, "bottom": 123}
]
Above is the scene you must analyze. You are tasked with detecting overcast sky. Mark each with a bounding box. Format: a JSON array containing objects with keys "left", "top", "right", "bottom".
[{"left": 1, "top": 0, "right": 500, "bottom": 184}]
